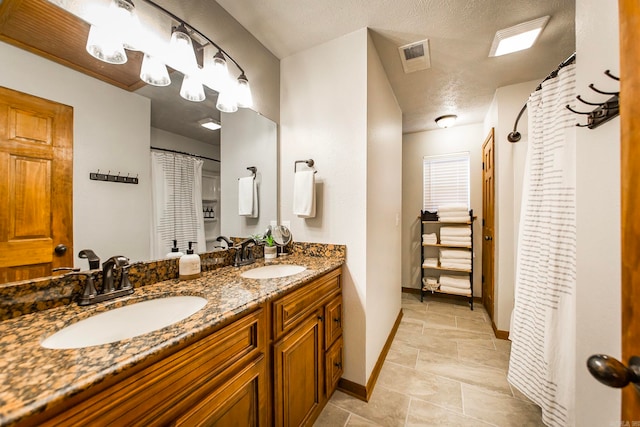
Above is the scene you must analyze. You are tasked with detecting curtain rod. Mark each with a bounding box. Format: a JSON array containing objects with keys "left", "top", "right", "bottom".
[
  {"left": 507, "top": 52, "right": 577, "bottom": 143},
  {"left": 150, "top": 146, "right": 220, "bottom": 163}
]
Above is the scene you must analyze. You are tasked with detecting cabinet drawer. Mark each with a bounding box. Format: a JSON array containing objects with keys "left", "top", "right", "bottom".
[
  {"left": 324, "top": 295, "right": 342, "bottom": 347},
  {"left": 38, "top": 307, "right": 265, "bottom": 426},
  {"left": 325, "top": 336, "right": 343, "bottom": 397},
  {"left": 272, "top": 268, "right": 341, "bottom": 339}
]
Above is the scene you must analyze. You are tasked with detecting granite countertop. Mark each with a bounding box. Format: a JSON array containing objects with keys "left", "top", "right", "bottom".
[{"left": 0, "top": 255, "right": 343, "bottom": 426}]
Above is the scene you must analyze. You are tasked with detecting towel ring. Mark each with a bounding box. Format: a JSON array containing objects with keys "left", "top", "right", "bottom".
[{"left": 294, "top": 159, "right": 317, "bottom": 174}]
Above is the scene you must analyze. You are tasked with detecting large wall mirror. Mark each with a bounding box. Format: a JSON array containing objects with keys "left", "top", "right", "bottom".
[{"left": 0, "top": 0, "right": 278, "bottom": 284}]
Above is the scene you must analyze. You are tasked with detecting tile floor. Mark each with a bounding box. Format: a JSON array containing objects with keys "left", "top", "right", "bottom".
[{"left": 314, "top": 292, "right": 544, "bottom": 427}]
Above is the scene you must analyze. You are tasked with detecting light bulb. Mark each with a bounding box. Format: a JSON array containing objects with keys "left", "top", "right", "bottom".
[
  {"left": 86, "top": 24, "right": 127, "bottom": 64},
  {"left": 205, "top": 50, "right": 229, "bottom": 92},
  {"left": 216, "top": 87, "right": 238, "bottom": 113},
  {"left": 169, "top": 25, "right": 198, "bottom": 74},
  {"left": 236, "top": 74, "right": 253, "bottom": 109},
  {"left": 140, "top": 54, "right": 170, "bottom": 86},
  {"left": 180, "top": 75, "right": 205, "bottom": 102}
]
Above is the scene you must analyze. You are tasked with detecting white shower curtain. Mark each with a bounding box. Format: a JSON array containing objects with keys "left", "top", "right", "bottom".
[
  {"left": 508, "top": 64, "right": 577, "bottom": 427},
  {"left": 150, "top": 151, "right": 206, "bottom": 259}
]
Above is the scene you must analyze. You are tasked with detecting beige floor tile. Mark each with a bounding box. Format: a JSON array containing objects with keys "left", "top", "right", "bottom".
[
  {"left": 426, "top": 302, "right": 483, "bottom": 321},
  {"left": 346, "top": 414, "right": 384, "bottom": 426},
  {"left": 394, "top": 330, "right": 459, "bottom": 358},
  {"left": 455, "top": 316, "right": 494, "bottom": 334},
  {"left": 416, "top": 351, "right": 512, "bottom": 395},
  {"left": 397, "top": 318, "right": 424, "bottom": 335},
  {"left": 494, "top": 338, "right": 512, "bottom": 353},
  {"left": 457, "top": 342, "right": 510, "bottom": 371},
  {"left": 330, "top": 387, "right": 410, "bottom": 427},
  {"left": 406, "top": 398, "right": 495, "bottom": 427},
  {"left": 313, "top": 403, "right": 350, "bottom": 427},
  {"left": 386, "top": 342, "right": 419, "bottom": 368},
  {"left": 421, "top": 326, "right": 496, "bottom": 350},
  {"left": 462, "top": 384, "right": 545, "bottom": 426},
  {"left": 377, "top": 361, "right": 463, "bottom": 413}
]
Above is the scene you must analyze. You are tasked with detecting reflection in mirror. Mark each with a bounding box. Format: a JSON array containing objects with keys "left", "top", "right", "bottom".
[{"left": 0, "top": 0, "right": 278, "bottom": 284}]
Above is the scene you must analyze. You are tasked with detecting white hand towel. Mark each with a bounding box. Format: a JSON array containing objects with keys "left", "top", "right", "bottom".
[
  {"left": 440, "top": 249, "right": 472, "bottom": 260},
  {"left": 238, "top": 176, "right": 258, "bottom": 217},
  {"left": 437, "top": 216, "right": 471, "bottom": 223},
  {"left": 437, "top": 204, "right": 469, "bottom": 213},
  {"left": 439, "top": 285, "right": 471, "bottom": 296},
  {"left": 440, "top": 227, "right": 472, "bottom": 237},
  {"left": 293, "top": 171, "right": 316, "bottom": 218}
]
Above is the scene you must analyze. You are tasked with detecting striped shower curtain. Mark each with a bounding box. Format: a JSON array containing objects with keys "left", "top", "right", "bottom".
[
  {"left": 508, "top": 63, "right": 577, "bottom": 427},
  {"left": 150, "top": 151, "right": 206, "bottom": 259}
]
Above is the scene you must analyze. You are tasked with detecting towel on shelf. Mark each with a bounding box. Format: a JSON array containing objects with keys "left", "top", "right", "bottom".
[
  {"left": 238, "top": 176, "right": 258, "bottom": 217},
  {"left": 440, "top": 260, "right": 472, "bottom": 270},
  {"left": 422, "top": 233, "right": 437, "bottom": 244},
  {"left": 439, "top": 285, "right": 471, "bottom": 296},
  {"left": 422, "top": 258, "right": 438, "bottom": 267},
  {"left": 440, "top": 226, "right": 472, "bottom": 237},
  {"left": 437, "top": 216, "right": 470, "bottom": 223},
  {"left": 293, "top": 171, "right": 316, "bottom": 218},
  {"left": 439, "top": 275, "right": 471, "bottom": 289},
  {"left": 440, "top": 249, "right": 472, "bottom": 260},
  {"left": 437, "top": 204, "right": 468, "bottom": 213},
  {"left": 440, "top": 239, "right": 471, "bottom": 247},
  {"left": 422, "top": 277, "right": 439, "bottom": 291}
]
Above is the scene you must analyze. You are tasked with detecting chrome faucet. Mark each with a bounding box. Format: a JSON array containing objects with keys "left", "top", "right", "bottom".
[
  {"left": 77, "top": 255, "right": 134, "bottom": 306},
  {"left": 234, "top": 238, "right": 258, "bottom": 267}
]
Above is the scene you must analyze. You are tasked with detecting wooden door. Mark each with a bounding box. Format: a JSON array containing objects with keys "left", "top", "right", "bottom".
[
  {"left": 481, "top": 128, "right": 495, "bottom": 321},
  {"left": 273, "top": 312, "right": 323, "bottom": 427},
  {"left": 0, "top": 87, "right": 73, "bottom": 283},
  {"left": 619, "top": 0, "right": 640, "bottom": 420}
]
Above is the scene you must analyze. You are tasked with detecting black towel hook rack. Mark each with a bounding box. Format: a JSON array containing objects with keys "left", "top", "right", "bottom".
[{"left": 565, "top": 69, "right": 620, "bottom": 130}]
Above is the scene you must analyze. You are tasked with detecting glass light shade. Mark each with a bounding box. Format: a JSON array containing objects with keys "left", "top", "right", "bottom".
[
  {"left": 216, "top": 88, "right": 238, "bottom": 113},
  {"left": 236, "top": 74, "right": 253, "bottom": 109},
  {"left": 140, "top": 54, "right": 170, "bottom": 86},
  {"left": 169, "top": 26, "right": 198, "bottom": 74},
  {"left": 86, "top": 24, "right": 127, "bottom": 64},
  {"left": 205, "top": 51, "right": 230, "bottom": 92},
  {"left": 180, "top": 75, "right": 206, "bottom": 102},
  {"left": 109, "top": 0, "right": 141, "bottom": 51},
  {"left": 435, "top": 114, "right": 457, "bottom": 128}
]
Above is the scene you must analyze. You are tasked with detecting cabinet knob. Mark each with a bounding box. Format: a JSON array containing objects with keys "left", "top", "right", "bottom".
[
  {"left": 333, "top": 317, "right": 341, "bottom": 326},
  {"left": 317, "top": 315, "right": 324, "bottom": 322},
  {"left": 334, "top": 362, "right": 342, "bottom": 369}
]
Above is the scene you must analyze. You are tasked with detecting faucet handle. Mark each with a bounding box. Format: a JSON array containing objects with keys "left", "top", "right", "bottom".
[
  {"left": 67, "top": 271, "right": 98, "bottom": 306},
  {"left": 119, "top": 264, "right": 133, "bottom": 291}
]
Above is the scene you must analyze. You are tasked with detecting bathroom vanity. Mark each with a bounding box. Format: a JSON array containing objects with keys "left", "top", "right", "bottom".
[{"left": 0, "top": 251, "right": 344, "bottom": 427}]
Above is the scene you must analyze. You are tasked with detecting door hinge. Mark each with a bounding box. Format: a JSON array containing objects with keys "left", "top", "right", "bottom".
[
  {"left": 482, "top": 275, "right": 485, "bottom": 283},
  {"left": 482, "top": 219, "right": 485, "bottom": 226},
  {"left": 482, "top": 162, "right": 485, "bottom": 170}
]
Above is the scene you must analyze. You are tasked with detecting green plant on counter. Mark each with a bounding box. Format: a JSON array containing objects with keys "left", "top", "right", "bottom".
[{"left": 253, "top": 233, "right": 275, "bottom": 247}]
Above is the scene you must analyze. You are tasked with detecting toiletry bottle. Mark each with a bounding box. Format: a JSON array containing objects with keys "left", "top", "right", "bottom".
[
  {"left": 166, "top": 239, "right": 184, "bottom": 259},
  {"left": 179, "top": 241, "right": 201, "bottom": 280}
]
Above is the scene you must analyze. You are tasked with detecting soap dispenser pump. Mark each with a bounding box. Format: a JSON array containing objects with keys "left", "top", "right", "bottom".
[
  {"left": 179, "top": 241, "right": 201, "bottom": 280},
  {"left": 166, "top": 239, "right": 184, "bottom": 259}
]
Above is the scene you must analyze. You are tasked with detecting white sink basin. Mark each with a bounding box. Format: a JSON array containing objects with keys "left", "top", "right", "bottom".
[
  {"left": 240, "top": 264, "right": 306, "bottom": 279},
  {"left": 41, "top": 296, "right": 207, "bottom": 349}
]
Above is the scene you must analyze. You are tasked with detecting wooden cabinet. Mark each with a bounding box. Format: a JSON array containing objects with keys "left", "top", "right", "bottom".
[
  {"left": 27, "top": 307, "right": 267, "bottom": 427},
  {"left": 16, "top": 267, "right": 343, "bottom": 427},
  {"left": 271, "top": 267, "right": 343, "bottom": 427}
]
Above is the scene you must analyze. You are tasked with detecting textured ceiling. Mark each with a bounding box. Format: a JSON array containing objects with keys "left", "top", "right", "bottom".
[{"left": 216, "top": 0, "right": 576, "bottom": 133}]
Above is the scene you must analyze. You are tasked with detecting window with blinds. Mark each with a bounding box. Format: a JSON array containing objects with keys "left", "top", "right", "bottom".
[{"left": 423, "top": 152, "right": 470, "bottom": 211}]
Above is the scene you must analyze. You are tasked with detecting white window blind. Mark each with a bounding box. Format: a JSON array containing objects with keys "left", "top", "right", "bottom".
[{"left": 423, "top": 152, "right": 470, "bottom": 211}]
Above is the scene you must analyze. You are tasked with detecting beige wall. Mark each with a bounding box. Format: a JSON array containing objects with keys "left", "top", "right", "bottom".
[
  {"left": 482, "top": 79, "right": 540, "bottom": 332},
  {"left": 574, "top": 0, "right": 621, "bottom": 423},
  {"left": 402, "top": 124, "right": 484, "bottom": 296},
  {"left": 280, "top": 28, "right": 402, "bottom": 385},
  {"left": 365, "top": 32, "right": 403, "bottom": 379}
]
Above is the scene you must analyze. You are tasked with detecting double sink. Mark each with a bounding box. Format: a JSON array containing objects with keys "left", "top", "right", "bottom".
[{"left": 41, "top": 264, "right": 306, "bottom": 350}]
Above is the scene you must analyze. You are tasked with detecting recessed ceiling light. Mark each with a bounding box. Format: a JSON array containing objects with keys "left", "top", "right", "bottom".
[
  {"left": 489, "top": 16, "right": 549, "bottom": 57},
  {"left": 198, "top": 118, "right": 221, "bottom": 131},
  {"left": 435, "top": 115, "right": 457, "bottom": 128}
]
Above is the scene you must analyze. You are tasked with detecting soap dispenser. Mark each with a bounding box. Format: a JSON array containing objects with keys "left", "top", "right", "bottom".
[
  {"left": 166, "top": 240, "right": 184, "bottom": 259},
  {"left": 179, "top": 241, "right": 201, "bottom": 280}
]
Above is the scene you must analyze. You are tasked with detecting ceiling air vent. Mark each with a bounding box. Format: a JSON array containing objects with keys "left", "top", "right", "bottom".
[{"left": 398, "top": 39, "right": 431, "bottom": 73}]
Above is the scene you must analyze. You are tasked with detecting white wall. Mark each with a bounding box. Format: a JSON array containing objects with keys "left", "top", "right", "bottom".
[
  {"left": 281, "top": 28, "right": 402, "bottom": 385},
  {"left": 365, "top": 33, "right": 403, "bottom": 379},
  {"left": 0, "top": 41, "right": 152, "bottom": 265},
  {"left": 281, "top": 28, "right": 369, "bottom": 384},
  {"left": 574, "top": 0, "right": 621, "bottom": 423},
  {"left": 220, "top": 108, "right": 278, "bottom": 238},
  {"left": 482, "top": 79, "right": 540, "bottom": 331},
  {"left": 402, "top": 124, "right": 484, "bottom": 296}
]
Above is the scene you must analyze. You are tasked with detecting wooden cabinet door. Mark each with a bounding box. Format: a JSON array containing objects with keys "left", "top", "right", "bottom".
[
  {"left": 175, "top": 356, "right": 267, "bottom": 427},
  {"left": 324, "top": 296, "right": 342, "bottom": 348},
  {"left": 325, "top": 336, "right": 343, "bottom": 396},
  {"left": 273, "top": 312, "right": 323, "bottom": 427},
  {"left": 0, "top": 86, "right": 73, "bottom": 283}
]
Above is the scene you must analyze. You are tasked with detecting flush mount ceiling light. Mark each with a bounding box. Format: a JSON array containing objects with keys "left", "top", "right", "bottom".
[
  {"left": 198, "top": 118, "right": 221, "bottom": 131},
  {"left": 84, "top": 0, "right": 253, "bottom": 113},
  {"left": 435, "top": 115, "right": 457, "bottom": 128},
  {"left": 489, "top": 16, "right": 550, "bottom": 57}
]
